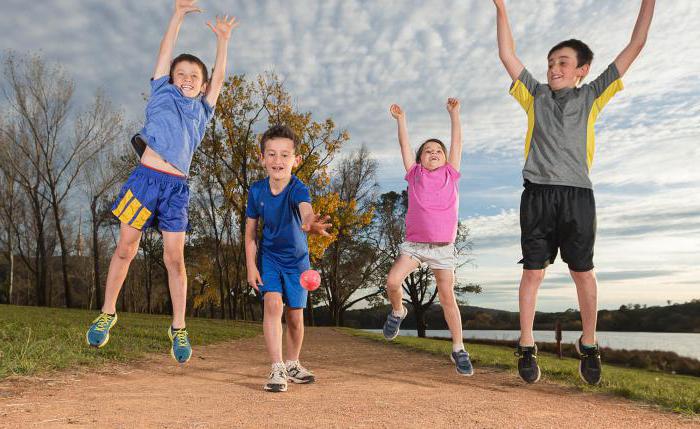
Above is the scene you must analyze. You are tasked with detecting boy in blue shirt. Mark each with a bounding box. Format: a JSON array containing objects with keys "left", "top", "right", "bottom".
[
  {"left": 245, "top": 125, "right": 332, "bottom": 392},
  {"left": 493, "top": 0, "right": 655, "bottom": 384},
  {"left": 86, "top": 0, "right": 237, "bottom": 364}
]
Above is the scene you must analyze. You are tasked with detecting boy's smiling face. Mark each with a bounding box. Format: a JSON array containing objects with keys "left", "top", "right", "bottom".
[
  {"left": 261, "top": 137, "right": 299, "bottom": 182},
  {"left": 547, "top": 47, "right": 590, "bottom": 90},
  {"left": 171, "top": 60, "right": 207, "bottom": 98}
]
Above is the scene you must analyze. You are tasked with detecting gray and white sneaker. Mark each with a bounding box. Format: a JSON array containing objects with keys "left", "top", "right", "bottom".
[
  {"left": 450, "top": 349, "right": 474, "bottom": 376},
  {"left": 383, "top": 305, "right": 408, "bottom": 340},
  {"left": 264, "top": 363, "right": 288, "bottom": 392},
  {"left": 286, "top": 360, "right": 315, "bottom": 384}
]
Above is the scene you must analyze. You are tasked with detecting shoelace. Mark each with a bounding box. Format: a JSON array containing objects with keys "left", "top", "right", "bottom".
[
  {"left": 581, "top": 346, "right": 600, "bottom": 358},
  {"left": 94, "top": 314, "right": 113, "bottom": 332},
  {"left": 173, "top": 329, "right": 189, "bottom": 347},
  {"left": 270, "top": 368, "right": 286, "bottom": 381}
]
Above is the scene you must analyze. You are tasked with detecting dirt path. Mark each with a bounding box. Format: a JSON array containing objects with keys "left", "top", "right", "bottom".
[{"left": 0, "top": 328, "right": 696, "bottom": 428}]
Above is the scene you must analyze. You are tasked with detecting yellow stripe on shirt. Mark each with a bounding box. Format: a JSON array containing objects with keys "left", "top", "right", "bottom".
[
  {"left": 509, "top": 79, "right": 536, "bottom": 161},
  {"left": 585, "top": 78, "right": 624, "bottom": 170}
]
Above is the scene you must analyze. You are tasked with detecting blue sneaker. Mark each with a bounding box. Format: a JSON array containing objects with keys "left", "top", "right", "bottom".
[
  {"left": 575, "top": 336, "right": 602, "bottom": 385},
  {"left": 382, "top": 306, "right": 408, "bottom": 340},
  {"left": 451, "top": 349, "right": 474, "bottom": 376},
  {"left": 86, "top": 312, "right": 118, "bottom": 348},
  {"left": 168, "top": 326, "right": 192, "bottom": 364}
]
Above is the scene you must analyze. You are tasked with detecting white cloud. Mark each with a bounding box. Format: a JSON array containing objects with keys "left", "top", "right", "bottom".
[{"left": 2, "top": 0, "right": 698, "bottom": 310}]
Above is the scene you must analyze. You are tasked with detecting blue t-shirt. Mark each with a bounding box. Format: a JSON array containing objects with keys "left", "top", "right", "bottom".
[
  {"left": 139, "top": 76, "right": 214, "bottom": 175},
  {"left": 245, "top": 176, "right": 312, "bottom": 272}
]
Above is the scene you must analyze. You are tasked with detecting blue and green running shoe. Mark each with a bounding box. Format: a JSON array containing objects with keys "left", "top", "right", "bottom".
[
  {"left": 168, "top": 326, "right": 192, "bottom": 364},
  {"left": 86, "top": 312, "right": 117, "bottom": 348}
]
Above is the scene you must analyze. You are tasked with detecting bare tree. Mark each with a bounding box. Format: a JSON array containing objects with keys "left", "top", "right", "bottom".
[
  {"left": 82, "top": 144, "right": 131, "bottom": 309},
  {"left": 318, "top": 146, "right": 383, "bottom": 326},
  {"left": 1, "top": 52, "right": 123, "bottom": 307},
  {"left": 0, "top": 147, "right": 20, "bottom": 303}
]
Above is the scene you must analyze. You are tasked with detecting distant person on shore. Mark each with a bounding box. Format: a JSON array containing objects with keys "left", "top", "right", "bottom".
[
  {"left": 383, "top": 98, "right": 473, "bottom": 376},
  {"left": 85, "top": 0, "right": 237, "bottom": 364},
  {"left": 245, "top": 125, "right": 332, "bottom": 392},
  {"left": 493, "top": 0, "right": 656, "bottom": 384}
]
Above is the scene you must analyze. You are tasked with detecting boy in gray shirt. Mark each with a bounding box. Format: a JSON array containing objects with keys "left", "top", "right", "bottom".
[{"left": 493, "top": 0, "right": 656, "bottom": 385}]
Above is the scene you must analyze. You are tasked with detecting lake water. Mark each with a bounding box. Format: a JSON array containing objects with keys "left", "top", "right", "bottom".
[{"left": 364, "top": 329, "right": 700, "bottom": 360}]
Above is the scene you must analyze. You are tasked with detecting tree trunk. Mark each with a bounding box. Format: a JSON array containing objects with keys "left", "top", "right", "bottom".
[
  {"left": 6, "top": 225, "right": 13, "bottom": 304},
  {"left": 90, "top": 199, "right": 102, "bottom": 310},
  {"left": 415, "top": 305, "right": 427, "bottom": 338},
  {"left": 50, "top": 202, "right": 72, "bottom": 308}
]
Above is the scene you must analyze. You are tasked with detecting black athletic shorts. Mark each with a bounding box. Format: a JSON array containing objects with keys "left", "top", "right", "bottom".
[{"left": 519, "top": 180, "right": 596, "bottom": 272}]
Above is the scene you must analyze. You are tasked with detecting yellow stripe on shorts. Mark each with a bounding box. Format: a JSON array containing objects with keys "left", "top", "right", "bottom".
[
  {"left": 131, "top": 207, "right": 153, "bottom": 230},
  {"left": 112, "top": 189, "right": 134, "bottom": 218},
  {"left": 118, "top": 198, "right": 142, "bottom": 225}
]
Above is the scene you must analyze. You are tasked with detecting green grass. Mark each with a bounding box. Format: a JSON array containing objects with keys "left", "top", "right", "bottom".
[
  {"left": 341, "top": 328, "right": 700, "bottom": 415},
  {"left": 0, "top": 304, "right": 261, "bottom": 379}
]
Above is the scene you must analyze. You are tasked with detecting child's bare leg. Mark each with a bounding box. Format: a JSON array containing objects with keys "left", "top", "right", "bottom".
[
  {"left": 102, "top": 223, "right": 142, "bottom": 314},
  {"left": 434, "top": 269, "right": 463, "bottom": 350},
  {"left": 162, "top": 231, "right": 187, "bottom": 329},
  {"left": 570, "top": 269, "right": 598, "bottom": 345},
  {"left": 386, "top": 255, "right": 420, "bottom": 312},
  {"left": 263, "top": 292, "right": 284, "bottom": 364},
  {"left": 284, "top": 307, "right": 304, "bottom": 361},
  {"left": 519, "top": 269, "right": 545, "bottom": 346}
]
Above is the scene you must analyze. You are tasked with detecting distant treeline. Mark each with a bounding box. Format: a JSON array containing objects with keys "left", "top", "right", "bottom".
[{"left": 311, "top": 300, "right": 700, "bottom": 333}]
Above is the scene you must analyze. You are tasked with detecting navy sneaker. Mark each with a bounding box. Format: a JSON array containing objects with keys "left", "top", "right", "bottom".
[
  {"left": 168, "top": 326, "right": 192, "bottom": 364},
  {"left": 450, "top": 349, "right": 474, "bottom": 376},
  {"left": 514, "top": 344, "right": 541, "bottom": 384},
  {"left": 382, "top": 306, "right": 408, "bottom": 340},
  {"left": 575, "top": 336, "right": 602, "bottom": 385},
  {"left": 86, "top": 312, "right": 118, "bottom": 348}
]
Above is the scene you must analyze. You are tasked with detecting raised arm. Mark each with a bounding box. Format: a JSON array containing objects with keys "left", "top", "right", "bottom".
[
  {"left": 613, "top": 0, "right": 655, "bottom": 77},
  {"left": 205, "top": 15, "right": 239, "bottom": 107},
  {"left": 446, "top": 98, "right": 463, "bottom": 171},
  {"left": 493, "top": 0, "right": 525, "bottom": 82},
  {"left": 244, "top": 217, "right": 262, "bottom": 291},
  {"left": 389, "top": 104, "right": 414, "bottom": 172},
  {"left": 153, "top": 0, "right": 202, "bottom": 80}
]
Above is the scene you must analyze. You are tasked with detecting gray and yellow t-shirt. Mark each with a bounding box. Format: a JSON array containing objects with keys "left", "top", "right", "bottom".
[{"left": 509, "top": 63, "right": 623, "bottom": 189}]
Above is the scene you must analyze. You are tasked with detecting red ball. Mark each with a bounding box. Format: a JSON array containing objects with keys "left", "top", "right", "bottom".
[{"left": 300, "top": 269, "right": 321, "bottom": 291}]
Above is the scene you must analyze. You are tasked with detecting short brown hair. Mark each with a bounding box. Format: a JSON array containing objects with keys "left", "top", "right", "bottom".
[
  {"left": 548, "top": 39, "right": 594, "bottom": 67},
  {"left": 169, "top": 53, "right": 209, "bottom": 84},
  {"left": 260, "top": 124, "right": 300, "bottom": 153}
]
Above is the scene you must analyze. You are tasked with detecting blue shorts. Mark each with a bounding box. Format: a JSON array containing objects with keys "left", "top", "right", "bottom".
[
  {"left": 259, "top": 256, "right": 308, "bottom": 309},
  {"left": 111, "top": 164, "right": 189, "bottom": 232}
]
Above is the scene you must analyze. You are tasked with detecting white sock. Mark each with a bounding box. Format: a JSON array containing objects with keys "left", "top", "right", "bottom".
[
  {"left": 391, "top": 306, "right": 405, "bottom": 318},
  {"left": 285, "top": 359, "right": 299, "bottom": 368},
  {"left": 452, "top": 343, "right": 465, "bottom": 353},
  {"left": 272, "top": 361, "right": 285, "bottom": 370}
]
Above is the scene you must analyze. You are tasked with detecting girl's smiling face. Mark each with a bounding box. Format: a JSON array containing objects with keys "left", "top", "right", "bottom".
[{"left": 418, "top": 141, "right": 447, "bottom": 170}]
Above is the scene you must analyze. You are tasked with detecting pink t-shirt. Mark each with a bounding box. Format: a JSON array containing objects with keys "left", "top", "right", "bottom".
[{"left": 405, "top": 163, "right": 460, "bottom": 243}]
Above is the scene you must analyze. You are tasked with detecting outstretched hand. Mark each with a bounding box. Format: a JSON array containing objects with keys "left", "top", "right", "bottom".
[
  {"left": 446, "top": 97, "right": 460, "bottom": 114},
  {"left": 302, "top": 214, "right": 332, "bottom": 237},
  {"left": 207, "top": 15, "right": 239, "bottom": 40},
  {"left": 389, "top": 104, "right": 405, "bottom": 120},
  {"left": 175, "top": 0, "right": 202, "bottom": 17}
]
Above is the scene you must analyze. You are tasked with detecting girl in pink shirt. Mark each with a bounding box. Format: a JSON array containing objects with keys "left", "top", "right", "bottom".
[{"left": 382, "top": 98, "right": 473, "bottom": 376}]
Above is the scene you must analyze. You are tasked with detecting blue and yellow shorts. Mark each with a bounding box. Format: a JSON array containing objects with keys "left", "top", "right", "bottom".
[{"left": 111, "top": 164, "right": 189, "bottom": 232}]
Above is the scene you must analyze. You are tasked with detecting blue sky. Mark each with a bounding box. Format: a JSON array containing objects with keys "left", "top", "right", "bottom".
[{"left": 2, "top": 0, "right": 699, "bottom": 311}]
